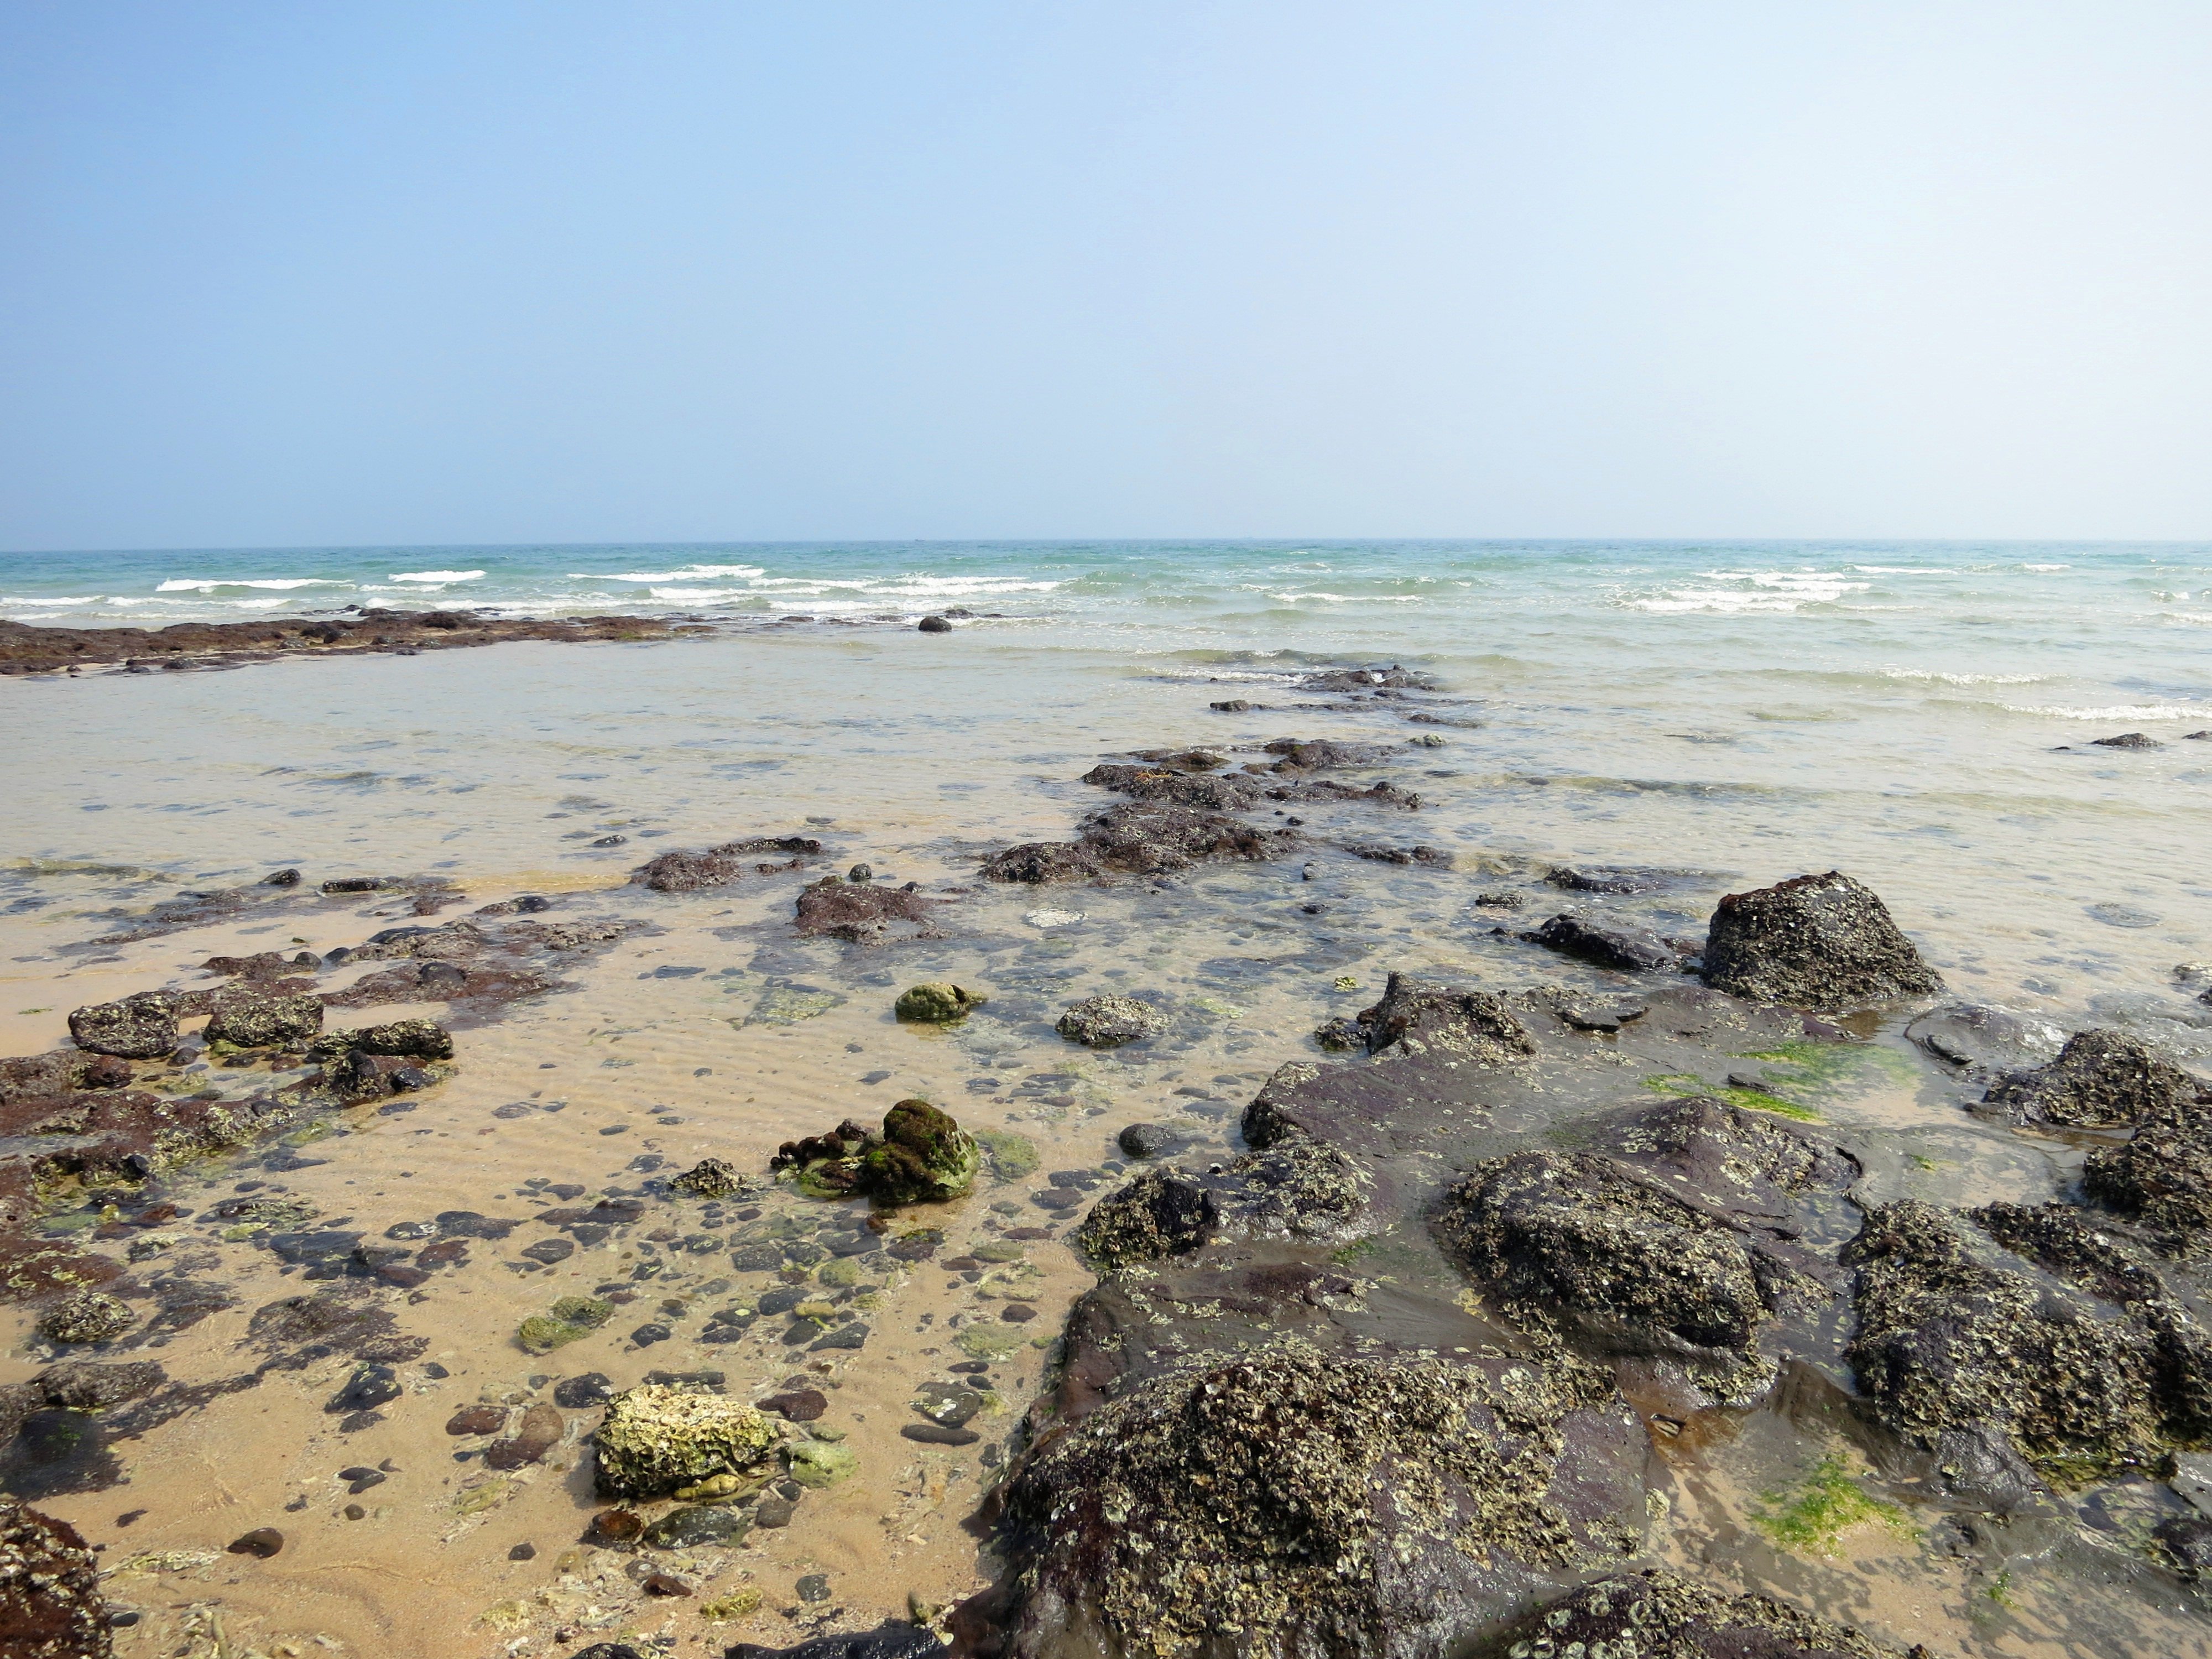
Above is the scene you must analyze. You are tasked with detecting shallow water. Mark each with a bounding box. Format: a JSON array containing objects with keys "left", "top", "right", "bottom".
[{"left": 2, "top": 546, "right": 2210, "bottom": 1657}]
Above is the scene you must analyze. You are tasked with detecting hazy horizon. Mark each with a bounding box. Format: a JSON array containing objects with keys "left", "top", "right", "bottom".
[{"left": 7, "top": 3, "right": 2212, "bottom": 551}]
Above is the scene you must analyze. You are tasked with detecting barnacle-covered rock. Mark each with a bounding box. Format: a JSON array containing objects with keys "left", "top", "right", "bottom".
[
  {"left": 1702, "top": 871, "right": 1943, "bottom": 1011},
  {"left": 592, "top": 1384, "right": 782, "bottom": 1498}
]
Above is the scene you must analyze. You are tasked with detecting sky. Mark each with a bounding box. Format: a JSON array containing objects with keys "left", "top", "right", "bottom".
[{"left": 3, "top": 1, "right": 2210, "bottom": 549}]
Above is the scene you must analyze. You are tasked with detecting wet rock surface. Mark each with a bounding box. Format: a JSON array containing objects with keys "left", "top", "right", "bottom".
[
  {"left": 631, "top": 837, "right": 822, "bottom": 893},
  {"left": 1053, "top": 994, "right": 1165, "bottom": 1047},
  {"left": 1477, "top": 1570, "right": 1923, "bottom": 1659},
  {"left": 794, "top": 878, "right": 943, "bottom": 943},
  {"left": 1523, "top": 912, "right": 1686, "bottom": 974},
  {"left": 1983, "top": 1028, "right": 2204, "bottom": 1128},
  {"left": 0, "top": 610, "right": 681, "bottom": 676},
  {"left": 1702, "top": 870, "right": 1944, "bottom": 1011}
]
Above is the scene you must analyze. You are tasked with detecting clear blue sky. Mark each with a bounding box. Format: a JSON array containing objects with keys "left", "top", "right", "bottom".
[{"left": 4, "top": 2, "right": 2209, "bottom": 549}]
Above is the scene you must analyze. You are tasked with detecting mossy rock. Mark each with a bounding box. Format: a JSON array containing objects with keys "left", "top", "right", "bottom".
[
  {"left": 515, "top": 1295, "right": 615, "bottom": 1354},
  {"left": 859, "top": 1099, "right": 981, "bottom": 1204},
  {"left": 956, "top": 1324, "right": 1028, "bottom": 1361},
  {"left": 784, "top": 1438, "right": 858, "bottom": 1488},
  {"left": 894, "top": 982, "right": 987, "bottom": 1024},
  {"left": 593, "top": 1384, "right": 782, "bottom": 1499}
]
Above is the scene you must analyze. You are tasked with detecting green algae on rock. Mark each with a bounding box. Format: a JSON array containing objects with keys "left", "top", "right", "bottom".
[
  {"left": 593, "top": 1385, "right": 782, "bottom": 1499},
  {"left": 858, "top": 1099, "right": 980, "bottom": 1203},
  {"left": 515, "top": 1295, "right": 614, "bottom": 1355},
  {"left": 892, "top": 982, "right": 986, "bottom": 1023},
  {"left": 783, "top": 1437, "right": 858, "bottom": 1488}
]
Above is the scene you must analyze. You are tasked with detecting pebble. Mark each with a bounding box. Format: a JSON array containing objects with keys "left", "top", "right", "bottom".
[{"left": 226, "top": 1528, "right": 283, "bottom": 1559}]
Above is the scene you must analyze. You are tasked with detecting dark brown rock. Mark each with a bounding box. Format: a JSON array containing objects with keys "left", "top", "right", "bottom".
[
  {"left": 226, "top": 1527, "right": 284, "bottom": 1558},
  {"left": 1984, "top": 1029, "right": 2203, "bottom": 1128},
  {"left": 1524, "top": 912, "right": 1683, "bottom": 973},
  {"left": 793, "top": 878, "right": 941, "bottom": 943},
  {"left": 1702, "top": 871, "right": 1943, "bottom": 1011},
  {"left": 65, "top": 996, "right": 176, "bottom": 1060},
  {"left": 630, "top": 837, "right": 821, "bottom": 893},
  {"left": 0, "top": 1496, "right": 113, "bottom": 1656}
]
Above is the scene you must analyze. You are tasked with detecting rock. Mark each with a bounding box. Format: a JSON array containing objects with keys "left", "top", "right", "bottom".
[
  {"left": 1209, "top": 698, "right": 1252, "bottom": 712},
  {"left": 1523, "top": 913, "right": 1683, "bottom": 973},
  {"left": 263, "top": 868, "right": 301, "bottom": 886},
  {"left": 36, "top": 1293, "right": 133, "bottom": 1346},
  {"left": 592, "top": 1385, "right": 781, "bottom": 1498},
  {"left": 1345, "top": 972, "right": 1535, "bottom": 1062},
  {"left": 900, "top": 1424, "right": 979, "bottom": 1446},
  {"left": 66, "top": 994, "right": 176, "bottom": 1060},
  {"left": 325, "top": 1364, "right": 400, "bottom": 1415},
  {"left": 31, "top": 1363, "right": 164, "bottom": 1412},
  {"left": 0, "top": 1496, "right": 113, "bottom": 1657},
  {"left": 1076, "top": 1168, "right": 1219, "bottom": 1267},
  {"left": 1079, "top": 765, "right": 1260, "bottom": 812},
  {"left": 204, "top": 991, "right": 324, "bottom": 1049},
  {"left": 1545, "top": 865, "right": 1673, "bottom": 895},
  {"left": 1312, "top": 1015, "right": 1365, "bottom": 1050},
  {"left": 644, "top": 1504, "right": 749, "bottom": 1548},
  {"left": 794, "top": 878, "right": 941, "bottom": 944},
  {"left": 858, "top": 1100, "right": 982, "bottom": 1205},
  {"left": 1115, "top": 1123, "right": 1178, "bottom": 1160},
  {"left": 979, "top": 842, "right": 1103, "bottom": 884},
  {"left": 1260, "top": 737, "right": 1392, "bottom": 771},
  {"left": 2084, "top": 1091, "right": 2212, "bottom": 1239},
  {"left": 1905, "top": 1003, "right": 2067, "bottom": 1076},
  {"left": 311, "top": 1019, "right": 453, "bottom": 1061},
  {"left": 1701, "top": 872, "right": 1943, "bottom": 1011},
  {"left": 985, "top": 1344, "right": 1643, "bottom": 1659},
  {"left": 630, "top": 836, "right": 822, "bottom": 893},
  {"left": 2156, "top": 1516, "right": 2212, "bottom": 1577},
  {"left": 784, "top": 1438, "right": 857, "bottom": 1488},
  {"left": 484, "top": 1404, "right": 565, "bottom": 1469},
  {"left": 1055, "top": 995, "right": 1166, "bottom": 1048},
  {"left": 671, "top": 1159, "right": 748, "bottom": 1199},
  {"left": 1983, "top": 1029, "right": 2203, "bottom": 1128},
  {"left": 2091, "top": 732, "right": 2161, "bottom": 749},
  {"left": 1485, "top": 1571, "right": 1911, "bottom": 1659},
  {"left": 1440, "top": 1147, "right": 1822, "bottom": 1400},
  {"left": 586, "top": 1508, "right": 644, "bottom": 1544},
  {"left": 893, "top": 983, "right": 985, "bottom": 1024},
  {"left": 554, "top": 1373, "right": 614, "bottom": 1408},
  {"left": 751, "top": 1496, "right": 795, "bottom": 1528},
  {"left": 911, "top": 1383, "right": 983, "bottom": 1428},
  {"left": 226, "top": 1527, "right": 284, "bottom": 1558},
  {"left": 446, "top": 1405, "right": 507, "bottom": 1435},
  {"left": 517, "top": 1296, "right": 615, "bottom": 1354},
  {"left": 917, "top": 615, "right": 953, "bottom": 633},
  {"left": 521, "top": 1239, "right": 574, "bottom": 1265},
  {"left": 1842, "top": 1201, "right": 2173, "bottom": 1478},
  {"left": 758, "top": 1389, "right": 827, "bottom": 1422}
]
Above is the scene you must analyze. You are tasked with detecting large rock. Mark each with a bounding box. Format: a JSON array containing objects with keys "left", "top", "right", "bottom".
[
  {"left": 66, "top": 995, "right": 175, "bottom": 1060},
  {"left": 1478, "top": 1571, "right": 1917, "bottom": 1659},
  {"left": 1984, "top": 1029, "right": 2202, "bottom": 1128},
  {"left": 0, "top": 1496, "right": 113, "bottom": 1657},
  {"left": 1055, "top": 994, "right": 1165, "bottom": 1047},
  {"left": 1841, "top": 1201, "right": 2177, "bottom": 1478},
  {"left": 592, "top": 1385, "right": 781, "bottom": 1498},
  {"left": 1439, "top": 1146, "right": 1822, "bottom": 1401},
  {"left": 204, "top": 991, "right": 324, "bottom": 1049},
  {"left": 985, "top": 1344, "right": 1645, "bottom": 1659},
  {"left": 1700, "top": 872, "right": 1943, "bottom": 1011}
]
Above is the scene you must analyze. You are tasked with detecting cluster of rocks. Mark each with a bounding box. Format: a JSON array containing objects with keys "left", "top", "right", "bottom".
[
  {"left": 0, "top": 609, "right": 684, "bottom": 676},
  {"left": 769, "top": 1102, "right": 982, "bottom": 1206}
]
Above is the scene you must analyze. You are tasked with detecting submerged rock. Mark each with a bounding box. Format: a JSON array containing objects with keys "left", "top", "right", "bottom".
[
  {"left": 1081, "top": 765, "right": 1261, "bottom": 812},
  {"left": 1905, "top": 1002, "right": 2067, "bottom": 1077},
  {"left": 517, "top": 1295, "right": 615, "bottom": 1355},
  {"left": 1344, "top": 972, "right": 1535, "bottom": 1063},
  {"left": 671, "top": 1158, "right": 749, "bottom": 1199},
  {"left": 66, "top": 995, "right": 176, "bottom": 1061},
  {"left": 1055, "top": 994, "right": 1165, "bottom": 1048},
  {"left": 630, "top": 836, "right": 822, "bottom": 893},
  {"left": 0, "top": 1496, "right": 112, "bottom": 1657},
  {"left": 593, "top": 1384, "right": 781, "bottom": 1498},
  {"left": 1479, "top": 1570, "right": 1918, "bottom": 1659},
  {"left": 984, "top": 1343, "right": 1644, "bottom": 1659},
  {"left": 893, "top": 983, "right": 985, "bottom": 1024},
  {"left": 794, "top": 879, "right": 941, "bottom": 943},
  {"left": 1983, "top": 1028, "right": 2203, "bottom": 1128},
  {"left": 1701, "top": 871, "right": 1943, "bottom": 1011}
]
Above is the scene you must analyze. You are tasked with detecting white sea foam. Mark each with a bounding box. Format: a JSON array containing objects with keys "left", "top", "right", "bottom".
[
  {"left": 2021, "top": 563, "right": 2072, "bottom": 571},
  {"left": 1881, "top": 667, "right": 2045, "bottom": 686},
  {"left": 2006, "top": 702, "right": 2202, "bottom": 721},
  {"left": 572, "top": 564, "right": 766, "bottom": 582},
  {"left": 156, "top": 577, "right": 341, "bottom": 592},
  {"left": 648, "top": 587, "right": 736, "bottom": 601},
  {"left": 389, "top": 570, "right": 485, "bottom": 582},
  {"left": 1852, "top": 565, "right": 1959, "bottom": 575},
  {"left": 2, "top": 595, "right": 102, "bottom": 605},
  {"left": 1624, "top": 568, "right": 1870, "bottom": 614}
]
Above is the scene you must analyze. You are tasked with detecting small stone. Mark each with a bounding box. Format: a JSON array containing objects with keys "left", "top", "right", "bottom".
[
  {"left": 643, "top": 1505, "right": 749, "bottom": 1549},
  {"left": 343, "top": 1503, "right": 367, "bottom": 1520},
  {"left": 900, "top": 1424, "right": 981, "bottom": 1446},
  {"left": 588, "top": 1508, "right": 644, "bottom": 1544},
  {"left": 554, "top": 1373, "right": 614, "bottom": 1408},
  {"left": 226, "top": 1527, "right": 284, "bottom": 1558},
  {"left": 752, "top": 1496, "right": 796, "bottom": 1528},
  {"left": 796, "top": 1573, "right": 832, "bottom": 1603},
  {"left": 671, "top": 1158, "right": 747, "bottom": 1199},
  {"left": 893, "top": 983, "right": 985, "bottom": 1024},
  {"left": 849, "top": 864, "right": 874, "bottom": 883},
  {"left": 509, "top": 1541, "right": 538, "bottom": 1561},
  {"left": 1117, "top": 1123, "right": 1177, "bottom": 1159},
  {"left": 36, "top": 1291, "right": 134, "bottom": 1345},
  {"left": 759, "top": 1389, "right": 828, "bottom": 1422}
]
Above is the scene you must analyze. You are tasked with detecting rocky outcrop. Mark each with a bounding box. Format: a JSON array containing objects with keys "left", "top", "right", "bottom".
[
  {"left": 0, "top": 611, "right": 680, "bottom": 676},
  {"left": 984, "top": 1343, "right": 1644, "bottom": 1659},
  {"left": 1055, "top": 995, "right": 1165, "bottom": 1047},
  {"left": 1983, "top": 1029, "right": 2203, "bottom": 1128},
  {"left": 1701, "top": 872, "right": 1943, "bottom": 1011},
  {"left": 629, "top": 836, "right": 822, "bottom": 892},
  {"left": 2084, "top": 1092, "right": 2212, "bottom": 1241}
]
